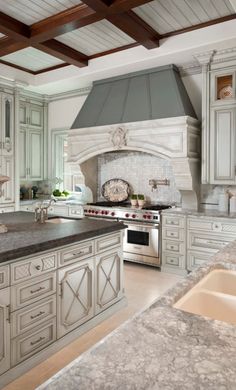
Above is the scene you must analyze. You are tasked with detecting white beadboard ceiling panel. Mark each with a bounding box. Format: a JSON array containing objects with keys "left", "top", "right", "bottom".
[
  {"left": 134, "top": 0, "right": 235, "bottom": 34},
  {"left": 1, "top": 47, "right": 64, "bottom": 71},
  {"left": 55, "top": 20, "right": 135, "bottom": 56},
  {"left": 0, "top": 0, "right": 82, "bottom": 25}
]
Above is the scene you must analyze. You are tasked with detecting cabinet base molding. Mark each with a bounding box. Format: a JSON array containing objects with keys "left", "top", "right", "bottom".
[{"left": 0, "top": 296, "right": 127, "bottom": 389}]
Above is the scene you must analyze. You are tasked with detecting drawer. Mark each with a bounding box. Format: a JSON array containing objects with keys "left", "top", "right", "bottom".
[
  {"left": 187, "top": 231, "right": 234, "bottom": 253},
  {"left": 188, "top": 218, "right": 236, "bottom": 235},
  {"left": 162, "top": 215, "right": 185, "bottom": 228},
  {"left": 20, "top": 205, "right": 34, "bottom": 212},
  {"left": 162, "top": 240, "right": 185, "bottom": 255},
  {"left": 95, "top": 232, "right": 122, "bottom": 254},
  {"left": 162, "top": 227, "right": 185, "bottom": 241},
  {"left": 11, "top": 295, "right": 56, "bottom": 338},
  {"left": 0, "top": 265, "right": 9, "bottom": 289},
  {"left": 11, "top": 252, "right": 57, "bottom": 284},
  {"left": 59, "top": 240, "right": 94, "bottom": 267},
  {"left": 162, "top": 252, "right": 185, "bottom": 269},
  {"left": 0, "top": 206, "right": 15, "bottom": 213},
  {"left": 11, "top": 272, "right": 56, "bottom": 311},
  {"left": 48, "top": 206, "right": 68, "bottom": 217},
  {"left": 11, "top": 318, "right": 56, "bottom": 366},
  {"left": 187, "top": 251, "right": 211, "bottom": 271}
]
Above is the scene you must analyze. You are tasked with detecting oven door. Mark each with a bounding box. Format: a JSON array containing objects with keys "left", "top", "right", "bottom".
[{"left": 123, "top": 221, "right": 159, "bottom": 259}]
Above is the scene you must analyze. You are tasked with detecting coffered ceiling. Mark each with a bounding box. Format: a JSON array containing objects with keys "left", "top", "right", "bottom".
[{"left": 0, "top": 0, "right": 235, "bottom": 75}]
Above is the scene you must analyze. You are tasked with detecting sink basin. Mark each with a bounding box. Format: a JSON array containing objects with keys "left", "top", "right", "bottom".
[
  {"left": 174, "top": 269, "right": 236, "bottom": 325},
  {"left": 46, "top": 218, "right": 74, "bottom": 224}
]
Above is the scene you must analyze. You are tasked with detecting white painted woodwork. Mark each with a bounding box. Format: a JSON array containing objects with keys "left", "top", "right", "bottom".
[
  {"left": 187, "top": 251, "right": 211, "bottom": 271},
  {"left": 57, "top": 259, "right": 94, "bottom": 338},
  {"left": 0, "top": 287, "right": 10, "bottom": 375},
  {"left": 95, "top": 248, "right": 123, "bottom": 314},
  {"left": 0, "top": 265, "right": 9, "bottom": 290},
  {"left": 1, "top": 156, "right": 14, "bottom": 203},
  {"left": 1, "top": 94, "right": 14, "bottom": 156},
  {"left": 19, "top": 128, "right": 27, "bottom": 180},
  {"left": 68, "top": 116, "right": 200, "bottom": 210},
  {"left": 210, "top": 106, "right": 236, "bottom": 183},
  {"left": 162, "top": 252, "right": 185, "bottom": 269},
  {"left": 162, "top": 240, "right": 185, "bottom": 255},
  {"left": 56, "top": 20, "right": 135, "bottom": 56},
  {"left": 162, "top": 227, "right": 185, "bottom": 241},
  {"left": 162, "top": 215, "right": 185, "bottom": 229},
  {"left": 11, "top": 318, "right": 57, "bottom": 367},
  {"left": 0, "top": 206, "right": 15, "bottom": 213},
  {"left": 11, "top": 272, "right": 57, "bottom": 311},
  {"left": 0, "top": 0, "right": 82, "bottom": 25},
  {"left": 134, "top": 0, "right": 234, "bottom": 34},
  {"left": 59, "top": 240, "right": 94, "bottom": 267},
  {"left": 95, "top": 232, "right": 122, "bottom": 254},
  {"left": 187, "top": 230, "right": 234, "bottom": 253},
  {"left": 11, "top": 295, "right": 56, "bottom": 338},
  {"left": 28, "top": 129, "right": 43, "bottom": 180},
  {"left": 11, "top": 252, "right": 57, "bottom": 284},
  {"left": 2, "top": 48, "right": 64, "bottom": 72}
]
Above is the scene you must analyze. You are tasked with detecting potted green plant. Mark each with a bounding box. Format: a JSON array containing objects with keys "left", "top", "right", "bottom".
[
  {"left": 137, "top": 194, "right": 145, "bottom": 207},
  {"left": 131, "top": 194, "right": 138, "bottom": 206}
]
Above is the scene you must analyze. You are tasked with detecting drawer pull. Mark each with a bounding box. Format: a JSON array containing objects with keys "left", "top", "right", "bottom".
[
  {"left": 30, "top": 336, "right": 45, "bottom": 346},
  {"left": 35, "top": 265, "right": 41, "bottom": 270},
  {"left": 30, "top": 310, "right": 45, "bottom": 320},
  {"left": 30, "top": 286, "right": 45, "bottom": 294},
  {"left": 72, "top": 251, "right": 84, "bottom": 257},
  {"left": 170, "top": 246, "right": 174, "bottom": 249}
]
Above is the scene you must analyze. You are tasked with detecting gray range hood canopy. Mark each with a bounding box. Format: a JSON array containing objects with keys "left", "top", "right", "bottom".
[{"left": 71, "top": 64, "right": 196, "bottom": 129}]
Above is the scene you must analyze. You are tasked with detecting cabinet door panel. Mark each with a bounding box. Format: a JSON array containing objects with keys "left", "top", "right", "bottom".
[
  {"left": 57, "top": 259, "right": 94, "bottom": 338},
  {"left": 210, "top": 107, "right": 236, "bottom": 183},
  {"left": 0, "top": 287, "right": 10, "bottom": 375},
  {"left": 19, "top": 129, "right": 27, "bottom": 180},
  {"left": 19, "top": 103, "right": 27, "bottom": 126},
  {"left": 29, "top": 105, "right": 43, "bottom": 128},
  {"left": 2, "top": 94, "right": 14, "bottom": 156},
  {"left": 1, "top": 156, "right": 14, "bottom": 203},
  {"left": 28, "top": 129, "right": 43, "bottom": 180},
  {"left": 95, "top": 249, "right": 123, "bottom": 314}
]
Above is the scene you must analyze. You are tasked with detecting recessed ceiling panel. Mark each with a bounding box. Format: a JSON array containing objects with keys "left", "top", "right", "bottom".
[
  {"left": 0, "top": 0, "right": 82, "bottom": 25},
  {"left": 56, "top": 20, "right": 135, "bottom": 56},
  {"left": 1, "top": 47, "right": 64, "bottom": 71},
  {"left": 134, "top": 0, "right": 235, "bottom": 34}
]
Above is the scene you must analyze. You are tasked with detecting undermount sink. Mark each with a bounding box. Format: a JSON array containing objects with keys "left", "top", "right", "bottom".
[
  {"left": 174, "top": 269, "right": 236, "bottom": 325},
  {"left": 46, "top": 218, "right": 74, "bottom": 224}
]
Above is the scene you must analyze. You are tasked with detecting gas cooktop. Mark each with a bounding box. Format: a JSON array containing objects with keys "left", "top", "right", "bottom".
[{"left": 87, "top": 202, "right": 172, "bottom": 210}]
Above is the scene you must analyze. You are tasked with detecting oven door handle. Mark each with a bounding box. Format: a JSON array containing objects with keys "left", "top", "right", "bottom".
[{"left": 122, "top": 221, "right": 159, "bottom": 229}]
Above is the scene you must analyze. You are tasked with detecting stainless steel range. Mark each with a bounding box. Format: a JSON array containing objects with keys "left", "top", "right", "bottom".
[{"left": 84, "top": 202, "right": 171, "bottom": 267}]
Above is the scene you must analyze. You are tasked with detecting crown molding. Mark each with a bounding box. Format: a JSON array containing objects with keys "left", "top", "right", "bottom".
[
  {"left": 179, "top": 63, "right": 202, "bottom": 77},
  {"left": 48, "top": 86, "right": 91, "bottom": 102},
  {"left": 195, "top": 46, "right": 236, "bottom": 69}
]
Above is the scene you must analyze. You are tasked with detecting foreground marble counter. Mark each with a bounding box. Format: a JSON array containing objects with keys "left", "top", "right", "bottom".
[
  {"left": 37, "top": 241, "right": 236, "bottom": 390},
  {"left": 0, "top": 212, "right": 125, "bottom": 263}
]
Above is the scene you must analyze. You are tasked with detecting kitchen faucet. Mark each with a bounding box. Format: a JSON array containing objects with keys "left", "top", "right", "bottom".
[{"left": 35, "top": 199, "right": 56, "bottom": 223}]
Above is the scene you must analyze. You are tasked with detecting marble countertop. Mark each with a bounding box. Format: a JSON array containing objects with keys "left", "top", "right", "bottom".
[
  {"left": 0, "top": 212, "right": 125, "bottom": 263},
  {"left": 162, "top": 207, "right": 236, "bottom": 219},
  {"left": 38, "top": 241, "right": 236, "bottom": 390}
]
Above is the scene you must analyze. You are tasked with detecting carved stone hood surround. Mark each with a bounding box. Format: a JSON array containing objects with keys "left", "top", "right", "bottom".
[{"left": 68, "top": 116, "right": 200, "bottom": 209}]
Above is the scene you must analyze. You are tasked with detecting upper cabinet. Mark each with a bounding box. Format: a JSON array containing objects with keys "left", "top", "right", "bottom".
[
  {"left": 196, "top": 51, "right": 236, "bottom": 185},
  {"left": 0, "top": 93, "right": 14, "bottom": 156},
  {"left": 19, "top": 100, "right": 46, "bottom": 181}
]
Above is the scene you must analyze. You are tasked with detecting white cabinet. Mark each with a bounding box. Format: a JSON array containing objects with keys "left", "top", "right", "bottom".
[
  {"left": 0, "top": 287, "right": 10, "bottom": 375},
  {"left": 1, "top": 156, "right": 14, "bottom": 203},
  {"left": 20, "top": 102, "right": 43, "bottom": 129},
  {"left": 95, "top": 247, "right": 123, "bottom": 314},
  {"left": 20, "top": 127, "right": 43, "bottom": 181},
  {"left": 210, "top": 106, "right": 236, "bottom": 184},
  {"left": 57, "top": 258, "right": 94, "bottom": 338}
]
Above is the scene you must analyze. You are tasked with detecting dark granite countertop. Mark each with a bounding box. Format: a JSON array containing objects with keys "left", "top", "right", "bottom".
[{"left": 0, "top": 212, "right": 126, "bottom": 263}]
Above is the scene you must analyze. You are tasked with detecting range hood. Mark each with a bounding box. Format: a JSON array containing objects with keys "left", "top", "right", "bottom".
[
  {"left": 71, "top": 65, "right": 196, "bottom": 129},
  {"left": 68, "top": 64, "right": 201, "bottom": 210}
]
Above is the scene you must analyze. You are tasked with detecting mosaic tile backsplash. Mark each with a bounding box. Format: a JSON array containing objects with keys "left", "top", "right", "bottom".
[{"left": 97, "top": 151, "right": 181, "bottom": 204}]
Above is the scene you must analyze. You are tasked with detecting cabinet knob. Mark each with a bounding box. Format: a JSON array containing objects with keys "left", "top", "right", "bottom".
[{"left": 35, "top": 265, "right": 41, "bottom": 270}]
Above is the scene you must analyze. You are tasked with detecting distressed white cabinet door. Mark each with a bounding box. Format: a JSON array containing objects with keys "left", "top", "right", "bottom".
[
  {"left": 1, "top": 94, "right": 14, "bottom": 156},
  {"left": 1, "top": 156, "right": 14, "bottom": 203},
  {"left": 28, "top": 129, "right": 43, "bottom": 180},
  {"left": 95, "top": 248, "right": 123, "bottom": 314},
  {"left": 210, "top": 106, "right": 236, "bottom": 184},
  {"left": 19, "top": 128, "right": 27, "bottom": 180},
  {"left": 19, "top": 102, "right": 28, "bottom": 127},
  {"left": 0, "top": 287, "right": 10, "bottom": 375},
  {"left": 29, "top": 105, "right": 43, "bottom": 129},
  {"left": 57, "top": 259, "right": 94, "bottom": 338}
]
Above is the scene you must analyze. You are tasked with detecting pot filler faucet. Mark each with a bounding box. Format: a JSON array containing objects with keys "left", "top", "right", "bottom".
[{"left": 35, "top": 199, "right": 56, "bottom": 223}]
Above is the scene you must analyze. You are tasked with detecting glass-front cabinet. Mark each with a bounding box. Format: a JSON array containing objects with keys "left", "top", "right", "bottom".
[
  {"left": 211, "top": 70, "right": 235, "bottom": 104},
  {"left": 1, "top": 93, "right": 14, "bottom": 156}
]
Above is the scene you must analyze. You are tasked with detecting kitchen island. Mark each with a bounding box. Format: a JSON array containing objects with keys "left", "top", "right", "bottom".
[
  {"left": 0, "top": 212, "right": 126, "bottom": 388},
  {"left": 38, "top": 240, "right": 236, "bottom": 390}
]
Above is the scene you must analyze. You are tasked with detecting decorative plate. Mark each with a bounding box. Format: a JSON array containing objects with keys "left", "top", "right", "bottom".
[
  {"left": 219, "top": 85, "right": 233, "bottom": 99},
  {"left": 102, "top": 179, "right": 130, "bottom": 202}
]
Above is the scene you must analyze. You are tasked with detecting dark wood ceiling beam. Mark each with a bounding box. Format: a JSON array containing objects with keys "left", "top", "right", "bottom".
[
  {"left": 0, "top": 11, "right": 30, "bottom": 40},
  {"left": 0, "top": 37, "right": 28, "bottom": 57},
  {"left": 33, "top": 40, "right": 88, "bottom": 67},
  {"left": 108, "top": 11, "right": 159, "bottom": 49},
  {"left": 30, "top": 4, "right": 104, "bottom": 43}
]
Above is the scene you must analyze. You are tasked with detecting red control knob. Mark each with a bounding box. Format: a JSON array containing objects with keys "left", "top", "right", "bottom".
[
  {"left": 125, "top": 213, "right": 130, "bottom": 218},
  {"left": 91, "top": 210, "right": 95, "bottom": 214},
  {"left": 147, "top": 215, "right": 151, "bottom": 219},
  {"left": 88, "top": 210, "right": 92, "bottom": 213},
  {"left": 111, "top": 212, "right": 115, "bottom": 217},
  {"left": 101, "top": 210, "right": 105, "bottom": 215},
  {"left": 143, "top": 215, "right": 147, "bottom": 219},
  {"left": 95, "top": 210, "right": 99, "bottom": 214},
  {"left": 104, "top": 210, "right": 108, "bottom": 215},
  {"left": 132, "top": 214, "right": 136, "bottom": 218}
]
